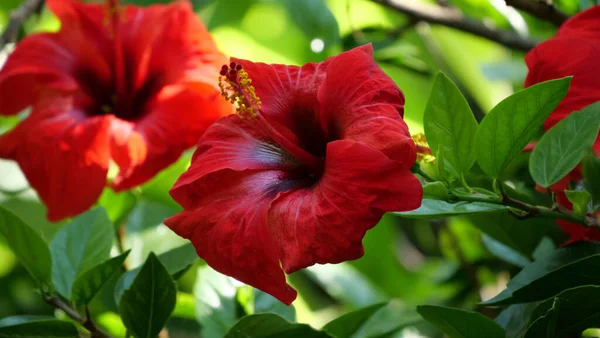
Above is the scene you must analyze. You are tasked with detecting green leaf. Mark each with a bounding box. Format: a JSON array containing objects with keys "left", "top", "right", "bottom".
[
  {"left": 71, "top": 250, "right": 130, "bottom": 305},
  {"left": 0, "top": 206, "right": 51, "bottom": 288},
  {"left": 482, "top": 234, "right": 531, "bottom": 267},
  {"left": 524, "top": 298, "right": 559, "bottom": 338},
  {"left": 50, "top": 208, "right": 113, "bottom": 299},
  {"left": 529, "top": 102, "right": 600, "bottom": 187},
  {"left": 114, "top": 243, "right": 198, "bottom": 304},
  {"left": 253, "top": 289, "right": 296, "bottom": 322},
  {"left": 525, "top": 285, "right": 600, "bottom": 337},
  {"left": 565, "top": 190, "right": 592, "bottom": 217},
  {"left": 395, "top": 199, "right": 508, "bottom": 219},
  {"left": 424, "top": 72, "right": 478, "bottom": 179},
  {"left": 495, "top": 303, "right": 539, "bottom": 338},
  {"left": 284, "top": 0, "right": 340, "bottom": 48},
  {"left": 483, "top": 241, "right": 600, "bottom": 305},
  {"left": 323, "top": 301, "right": 421, "bottom": 338},
  {"left": 224, "top": 314, "right": 331, "bottom": 338},
  {"left": 195, "top": 266, "right": 239, "bottom": 338},
  {"left": 582, "top": 151, "right": 600, "bottom": 207},
  {"left": 417, "top": 305, "right": 505, "bottom": 338},
  {"left": 422, "top": 182, "right": 449, "bottom": 200},
  {"left": 475, "top": 77, "right": 571, "bottom": 178},
  {"left": 119, "top": 253, "right": 177, "bottom": 338},
  {"left": 471, "top": 213, "right": 551, "bottom": 257},
  {"left": 0, "top": 319, "right": 78, "bottom": 337}
]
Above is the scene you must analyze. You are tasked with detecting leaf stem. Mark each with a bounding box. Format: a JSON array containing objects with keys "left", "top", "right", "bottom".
[
  {"left": 411, "top": 163, "right": 436, "bottom": 182},
  {"left": 44, "top": 295, "right": 112, "bottom": 338},
  {"left": 453, "top": 190, "right": 599, "bottom": 227}
]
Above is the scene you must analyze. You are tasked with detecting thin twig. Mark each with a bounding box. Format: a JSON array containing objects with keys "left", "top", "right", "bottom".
[
  {"left": 505, "top": 0, "right": 569, "bottom": 26},
  {"left": 371, "top": 0, "right": 538, "bottom": 51},
  {"left": 0, "top": 0, "right": 45, "bottom": 50},
  {"left": 44, "top": 295, "right": 111, "bottom": 338}
]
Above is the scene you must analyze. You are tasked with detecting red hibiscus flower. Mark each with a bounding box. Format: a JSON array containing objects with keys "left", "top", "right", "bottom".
[
  {"left": 0, "top": 0, "right": 230, "bottom": 221},
  {"left": 524, "top": 5, "right": 600, "bottom": 242},
  {"left": 164, "top": 45, "right": 423, "bottom": 304}
]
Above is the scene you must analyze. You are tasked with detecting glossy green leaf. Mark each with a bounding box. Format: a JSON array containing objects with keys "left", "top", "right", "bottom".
[
  {"left": 529, "top": 102, "right": 600, "bottom": 187},
  {"left": 0, "top": 206, "right": 51, "bottom": 288},
  {"left": 71, "top": 250, "right": 130, "bottom": 305},
  {"left": 475, "top": 77, "right": 571, "bottom": 178},
  {"left": 119, "top": 253, "right": 176, "bottom": 338},
  {"left": 483, "top": 242, "right": 600, "bottom": 305},
  {"left": 524, "top": 298, "right": 559, "bottom": 338},
  {"left": 0, "top": 319, "right": 78, "bottom": 337},
  {"left": 422, "top": 182, "right": 449, "bottom": 200},
  {"left": 565, "top": 190, "right": 592, "bottom": 217},
  {"left": 195, "top": 266, "right": 239, "bottom": 338},
  {"left": 253, "top": 289, "right": 296, "bottom": 321},
  {"left": 395, "top": 199, "right": 508, "bottom": 219},
  {"left": 114, "top": 243, "right": 198, "bottom": 304},
  {"left": 50, "top": 208, "right": 113, "bottom": 298},
  {"left": 224, "top": 314, "right": 331, "bottom": 338},
  {"left": 482, "top": 234, "right": 531, "bottom": 267},
  {"left": 284, "top": 0, "right": 340, "bottom": 48},
  {"left": 424, "top": 72, "right": 478, "bottom": 178},
  {"left": 417, "top": 305, "right": 505, "bottom": 338},
  {"left": 471, "top": 213, "right": 551, "bottom": 257},
  {"left": 323, "top": 301, "right": 421, "bottom": 338},
  {"left": 495, "top": 303, "right": 539, "bottom": 338},
  {"left": 524, "top": 285, "right": 600, "bottom": 337}
]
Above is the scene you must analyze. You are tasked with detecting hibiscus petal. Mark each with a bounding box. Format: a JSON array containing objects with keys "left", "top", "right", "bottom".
[
  {"left": 122, "top": 1, "right": 226, "bottom": 97},
  {"left": 0, "top": 98, "right": 110, "bottom": 221},
  {"left": 110, "top": 87, "right": 230, "bottom": 191},
  {"left": 232, "top": 57, "right": 332, "bottom": 157},
  {"left": 525, "top": 38, "right": 600, "bottom": 131},
  {"left": 557, "top": 5, "right": 600, "bottom": 43},
  {"left": 268, "top": 140, "right": 422, "bottom": 273},
  {"left": 165, "top": 169, "right": 298, "bottom": 305},
  {"left": 317, "top": 45, "right": 413, "bottom": 163}
]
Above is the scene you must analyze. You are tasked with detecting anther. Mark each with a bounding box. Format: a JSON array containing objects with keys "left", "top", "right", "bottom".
[{"left": 218, "top": 63, "right": 261, "bottom": 120}]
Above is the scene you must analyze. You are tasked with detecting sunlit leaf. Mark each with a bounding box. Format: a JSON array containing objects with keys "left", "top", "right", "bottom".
[
  {"left": 50, "top": 208, "right": 113, "bottom": 298},
  {"left": 475, "top": 77, "right": 571, "bottom": 178},
  {"left": 396, "top": 199, "right": 508, "bottom": 219},
  {"left": 417, "top": 305, "right": 504, "bottom": 338},
  {"left": 0, "top": 206, "right": 51, "bottom": 288},
  {"left": 529, "top": 102, "right": 600, "bottom": 187},
  {"left": 424, "top": 72, "right": 478, "bottom": 179}
]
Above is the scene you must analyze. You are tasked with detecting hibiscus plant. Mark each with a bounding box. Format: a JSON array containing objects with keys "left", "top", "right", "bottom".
[{"left": 0, "top": 0, "right": 598, "bottom": 338}]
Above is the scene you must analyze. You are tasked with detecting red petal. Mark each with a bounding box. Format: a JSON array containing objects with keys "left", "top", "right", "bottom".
[
  {"left": 268, "top": 140, "right": 422, "bottom": 273},
  {"left": 231, "top": 57, "right": 331, "bottom": 161},
  {"left": 557, "top": 219, "right": 600, "bottom": 244},
  {"left": 46, "top": 0, "right": 109, "bottom": 51},
  {"left": 0, "top": 98, "right": 110, "bottom": 221},
  {"left": 525, "top": 38, "right": 600, "bottom": 131},
  {"left": 318, "top": 45, "right": 411, "bottom": 162},
  {"left": 557, "top": 5, "right": 600, "bottom": 43},
  {"left": 110, "top": 87, "right": 230, "bottom": 190},
  {"left": 120, "top": 1, "right": 226, "bottom": 96},
  {"left": 165, "top": 169, "right": 298, "bottom": 305}
]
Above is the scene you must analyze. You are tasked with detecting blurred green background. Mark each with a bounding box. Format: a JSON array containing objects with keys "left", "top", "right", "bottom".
[{"left": 0, "top": 0, "right": 591, "bottom": 336}]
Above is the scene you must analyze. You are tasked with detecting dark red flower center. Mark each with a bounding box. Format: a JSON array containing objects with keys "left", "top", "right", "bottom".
[{"left": 76, "top": 0, "right": 160, "bottom": 122}]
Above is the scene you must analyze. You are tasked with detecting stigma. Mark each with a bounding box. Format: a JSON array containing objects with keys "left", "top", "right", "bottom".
[{"left": 219, "top": 62, "right": 262, "bottom": 119}]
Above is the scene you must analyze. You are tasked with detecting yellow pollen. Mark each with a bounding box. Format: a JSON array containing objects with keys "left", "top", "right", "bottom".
[
  {"left": 219, "top": 66, "right": 262, "bottom": 120},
  {"left": 412, "top": 133, "right": 436, "bottom": 163}
]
